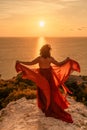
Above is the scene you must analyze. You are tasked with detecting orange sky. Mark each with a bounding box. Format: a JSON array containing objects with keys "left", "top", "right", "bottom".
[{"left": 0, "top": 0, "right": 87, "bottom": 37}]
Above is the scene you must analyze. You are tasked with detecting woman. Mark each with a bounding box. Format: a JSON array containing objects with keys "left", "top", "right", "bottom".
[{"left": 16, "top": 44, "right": 80, "bottom": 123}]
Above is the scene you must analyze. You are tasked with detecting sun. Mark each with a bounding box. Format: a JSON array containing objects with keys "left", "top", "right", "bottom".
[{"left": 39, "top": 21, "right": 45, "bottom": 27}]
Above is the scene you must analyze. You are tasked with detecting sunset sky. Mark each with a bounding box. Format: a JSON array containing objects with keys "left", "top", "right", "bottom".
[{"left": 0, "top": 0, "right": 87, "bottom": 37}]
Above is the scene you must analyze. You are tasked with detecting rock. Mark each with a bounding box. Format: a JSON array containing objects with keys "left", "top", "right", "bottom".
[{"left": 0, "top": 97, "right": 87, "bottom": 130}]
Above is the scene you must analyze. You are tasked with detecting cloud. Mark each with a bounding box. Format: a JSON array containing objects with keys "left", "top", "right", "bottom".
[
  {"left": 0, "top": 0, "right": 64, "bottom": 20},
  {"left": 0, "top": 0, "right": 87, "bottom": 22},
  {"left": 77, "top": 28, "right": 82, "bottom": 31},
  {"left": 77, "top": 27, "right": 87, "bottom": 31}
]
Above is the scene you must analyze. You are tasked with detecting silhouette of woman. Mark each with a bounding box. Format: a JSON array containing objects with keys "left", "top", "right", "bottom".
[{"left": 16, "top": 44, "right": 80, "bottom": 123}]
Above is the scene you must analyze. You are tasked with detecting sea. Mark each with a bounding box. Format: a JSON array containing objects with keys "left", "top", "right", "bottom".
[{"left": 0, "top": 37, "right": 87, "bottom": 79}]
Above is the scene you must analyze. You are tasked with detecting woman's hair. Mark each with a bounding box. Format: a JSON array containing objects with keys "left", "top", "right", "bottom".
[{"left": 40, "top": 44, "right": 51, "bottom": 58}]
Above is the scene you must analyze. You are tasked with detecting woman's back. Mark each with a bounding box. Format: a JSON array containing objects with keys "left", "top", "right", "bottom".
[{"left": 38, "top": 56, "right": 52, "bottom": 69}]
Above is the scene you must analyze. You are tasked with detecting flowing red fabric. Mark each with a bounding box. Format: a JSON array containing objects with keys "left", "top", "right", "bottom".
[{"left": 15, "top": 59, "right": 80, "bottom": 123}]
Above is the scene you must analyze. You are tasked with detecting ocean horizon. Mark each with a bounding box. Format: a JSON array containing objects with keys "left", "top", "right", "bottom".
[{"left": 0, "top": 37, "right": 87, "bottom": 79}]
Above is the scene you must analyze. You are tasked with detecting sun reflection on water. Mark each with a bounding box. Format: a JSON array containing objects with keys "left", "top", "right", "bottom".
[{"left": 35, "top": 37, "right": 46, "bottom": 56}]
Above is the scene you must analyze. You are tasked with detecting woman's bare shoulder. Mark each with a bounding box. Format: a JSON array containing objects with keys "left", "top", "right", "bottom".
[{"left": 50, "top": 56, "right": 56, "bottom": 61}]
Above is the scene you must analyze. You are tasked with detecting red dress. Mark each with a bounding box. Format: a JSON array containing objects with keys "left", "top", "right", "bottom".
[{"left": 15, "top": 59, "right": 80, "bottom": 123}]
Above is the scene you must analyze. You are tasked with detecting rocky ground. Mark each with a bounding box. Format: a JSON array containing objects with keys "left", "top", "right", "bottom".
[
  {"left": 0, "top": 74, "right": 87, "bottom": 130},
  {"left": 0, "top": 96, "right": 87, "bottom": 130}
]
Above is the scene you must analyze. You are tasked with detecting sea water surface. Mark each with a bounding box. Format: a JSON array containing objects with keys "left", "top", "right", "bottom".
[{"left": 0, "top": 37, "right": 87, "bottom": 79}]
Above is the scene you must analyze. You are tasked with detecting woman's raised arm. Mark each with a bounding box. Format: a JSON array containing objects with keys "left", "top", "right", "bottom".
[
  {"left": 16, "top": 57, "right": 40, "bottom": 65},
  {"left": 51, "top": 57, "right": 70, "bottom": 66}
]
